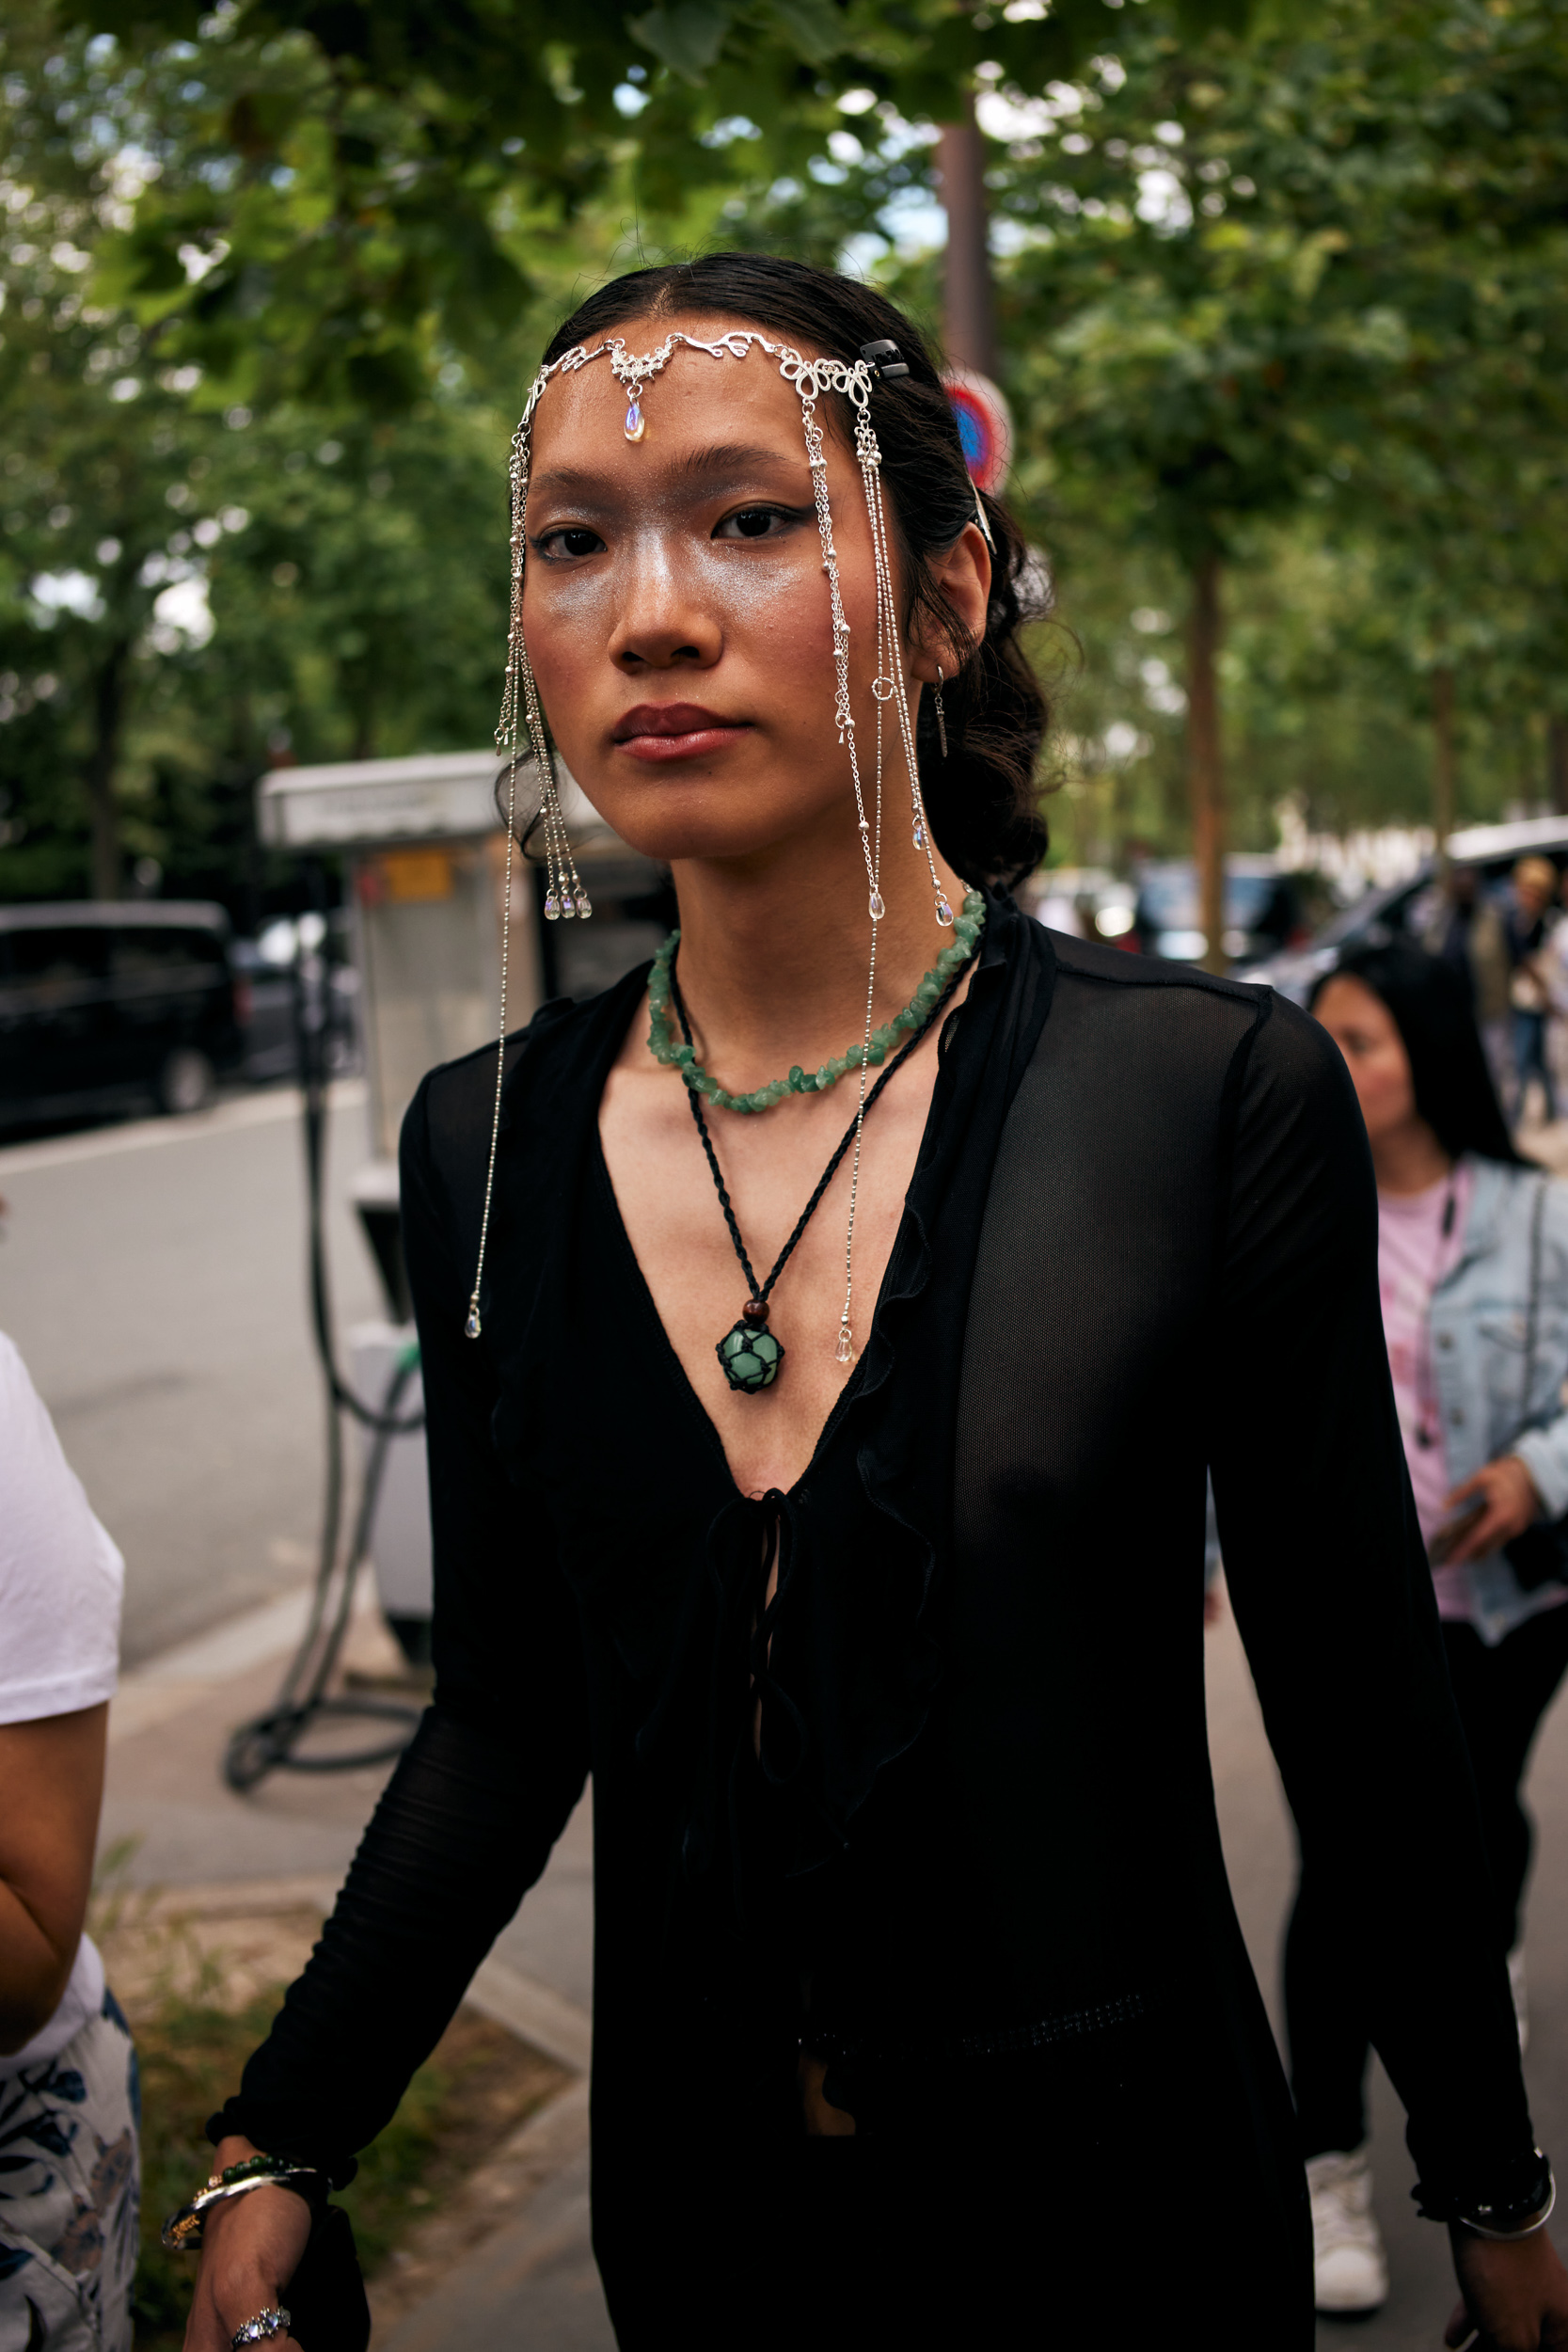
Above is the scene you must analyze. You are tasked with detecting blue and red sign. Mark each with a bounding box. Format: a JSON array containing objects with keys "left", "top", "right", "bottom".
[{"left": 942, "top": 368, "right": 1013, "bottom": 496}]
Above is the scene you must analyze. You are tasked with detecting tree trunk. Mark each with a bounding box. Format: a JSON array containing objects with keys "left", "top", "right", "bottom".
[
  {"left": 1185, "top": 554, "right": 1227, "bottom": 975},
  {"left": 1432, "top": 665, "right": 1456, "bottom": 858},
  {"left": 86, "top": 640, "right": 131, "bottom": 900},
  {"left": 936, "top": 94, "right": 997, "bottom": 380},
  {"left": 1548, "top": 714, "right": 1568, "bottom": 816}
]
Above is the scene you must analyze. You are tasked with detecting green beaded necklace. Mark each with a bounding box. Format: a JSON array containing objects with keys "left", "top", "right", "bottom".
[{"left": 646, "top": 889, "right": 987, "bottom": 1113}]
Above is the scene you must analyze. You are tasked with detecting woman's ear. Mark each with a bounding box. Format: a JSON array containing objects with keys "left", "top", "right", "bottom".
[{"left": 910, "top": 521, "right": 991, "bottom": 683}]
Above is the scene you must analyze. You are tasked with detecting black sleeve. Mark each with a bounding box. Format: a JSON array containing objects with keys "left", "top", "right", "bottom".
[
  {"left": 210, "top": 1057, "right": 591, "bottom": 2180},
  {"left": 1209, "top": 993, "right": 1535, "bottom": 2206}
]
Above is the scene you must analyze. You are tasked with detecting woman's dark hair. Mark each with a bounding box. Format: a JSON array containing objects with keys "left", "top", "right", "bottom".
[
  {"left": 1311, "top": 938, "right": 1529, "bottom": 1166},
  {"left": 538, "top": 253, "right": 1051, "bottom": 888}
]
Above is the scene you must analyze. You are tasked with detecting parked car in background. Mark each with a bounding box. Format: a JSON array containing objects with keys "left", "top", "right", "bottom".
[
  {"left": 1026, "top": 866, "right": 1139, "bottom": 946},
  {"left": 1133, "top": 856, "right": 1309, "bottom": 965},
  {"left": 230, "top": 913, "right": 361, "bottom": 1083},
  {"left": 0, "top": 901, "right": 243, "bottom": 1131},
  {"left": 1251, "top": 814, "right": 1568, "bottom": 1004}
]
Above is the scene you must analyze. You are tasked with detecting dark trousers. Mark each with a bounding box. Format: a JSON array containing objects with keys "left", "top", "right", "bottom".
[
  {"left": 1513, "top": 1009, "right": 1557, "bottom": 1123},
  {"left": 1284, "top": 1603, "right": 1568, "bottom": 2158}
]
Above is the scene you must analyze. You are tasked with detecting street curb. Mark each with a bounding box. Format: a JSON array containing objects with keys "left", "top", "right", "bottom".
[
  {"left": 0, "top": 1078, "right": 366, "bottom": 1178},
  {"left": 108, "top": 1578, "right": 382, "bottom": 1746}
]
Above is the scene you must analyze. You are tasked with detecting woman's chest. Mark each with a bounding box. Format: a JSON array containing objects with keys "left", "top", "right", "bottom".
[{"left": 595, "top": 1049, "right": 942, "bottom": 1496}]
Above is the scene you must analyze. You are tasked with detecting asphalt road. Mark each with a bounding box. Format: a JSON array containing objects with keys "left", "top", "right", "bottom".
[{"left": 0, "top": 1084, "right": 384, "bottom": 1665}]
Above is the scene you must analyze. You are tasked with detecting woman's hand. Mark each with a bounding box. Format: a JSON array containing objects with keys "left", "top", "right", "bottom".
[
  {"left": 182, "top": 2138, "right": 311, "bottom": 2351},
  {"left": 1446, "top": 2227, "right": 1568, "bottom": 2349},
  {"left": 1443, "top": 1456, "right": 1543, "bottom": 1568}
]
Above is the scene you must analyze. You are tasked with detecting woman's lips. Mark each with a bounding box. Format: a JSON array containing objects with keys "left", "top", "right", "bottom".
[{"left": 611, "top": 704, "right": 753, "bottom": 763}]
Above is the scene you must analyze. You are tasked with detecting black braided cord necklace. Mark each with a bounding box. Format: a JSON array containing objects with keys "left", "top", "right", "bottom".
[{"left": 671, "top": 953, "right": 971, "bottom": 1393}]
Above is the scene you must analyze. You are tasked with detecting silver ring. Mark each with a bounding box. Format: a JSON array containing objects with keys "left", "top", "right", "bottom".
[{"left": 231, "top": 2309, "right": 290, "bottom": 2348}]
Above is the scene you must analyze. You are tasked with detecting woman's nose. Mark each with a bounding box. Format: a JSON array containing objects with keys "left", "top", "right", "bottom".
[{"left": 610, "top": 550, "right": 721, "bottom": 672}]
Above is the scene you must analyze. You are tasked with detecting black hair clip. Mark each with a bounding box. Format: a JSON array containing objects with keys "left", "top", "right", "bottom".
[{"left": 859, "top": 339, "right": 910, "bottom": 381}]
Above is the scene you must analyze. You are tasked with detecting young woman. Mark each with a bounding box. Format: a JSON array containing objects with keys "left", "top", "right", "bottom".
[
  {"left": 184, "top": 258, "right": 1568, "bottom": 2352},
  {"left": 1296, "top": 941, "right": 1568, "bottom": 2319}
]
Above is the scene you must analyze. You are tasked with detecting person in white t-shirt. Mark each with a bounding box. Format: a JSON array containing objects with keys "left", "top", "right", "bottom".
[{"left": 0, "top": 1332, "right": 137, "bottom": 2352}]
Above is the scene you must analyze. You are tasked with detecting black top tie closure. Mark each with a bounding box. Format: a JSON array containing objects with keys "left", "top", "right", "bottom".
[{"left": 674, "top": 1486, "right": 851, "bottom": 1927}]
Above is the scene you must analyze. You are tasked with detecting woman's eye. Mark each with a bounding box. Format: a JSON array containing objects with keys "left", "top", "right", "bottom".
[
  {"left": 715, "top": 505, "right": 796, "bottom": 541},
  {"left": 536, "top": 526, "right": 605, "bottom": 559}
]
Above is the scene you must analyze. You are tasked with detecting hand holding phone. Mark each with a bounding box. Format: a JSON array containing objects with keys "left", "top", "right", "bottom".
[{"left": 1429, "top": 1502, "right": 1487, "bottom": 1567}]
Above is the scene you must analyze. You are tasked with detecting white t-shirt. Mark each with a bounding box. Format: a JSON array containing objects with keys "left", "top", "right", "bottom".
[{"left": 0, "top": 1330, "right": 123, "bottom": 2075}]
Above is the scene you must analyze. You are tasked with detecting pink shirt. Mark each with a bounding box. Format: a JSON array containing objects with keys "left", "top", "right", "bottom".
[{"left": 1378, "top": 1167, "right": 1475, "bottom": 1621}]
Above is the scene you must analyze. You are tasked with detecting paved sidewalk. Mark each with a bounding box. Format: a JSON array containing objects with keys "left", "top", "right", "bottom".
[
  {"left": 1208, "top": 1597, "right": 1568, "bottom": 2352},
  {"left": 107, "top": 1577, "right": 1568, "bottom": 2349},
  {"left": 103, "top": 1589, "right": 612, "bottom": 2347}
]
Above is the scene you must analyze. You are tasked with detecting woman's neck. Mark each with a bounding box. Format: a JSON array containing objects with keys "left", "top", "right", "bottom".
[
  {"left": 667, "top": 810, "right": 971, "bottom": 1089},
  {"left": 1371, "top": 1118, "right": 1453, "bottom": 1198}
]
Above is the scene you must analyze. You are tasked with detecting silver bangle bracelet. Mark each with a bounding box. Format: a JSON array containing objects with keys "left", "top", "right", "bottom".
[
  {"left": 162, "top": 2166, "right": 320, "bottom": 2252},
  {"left": 231, "top": 2308, "right": 291, "bottom": 2347},
  {"left": 1461, "top": 2174, "right": 1557, "bottom": 2242}
]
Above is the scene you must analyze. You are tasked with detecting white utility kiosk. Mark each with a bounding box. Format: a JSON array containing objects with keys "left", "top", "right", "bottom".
[{"left": 258, "top": 748, "right": 672, "bottom": 1648}]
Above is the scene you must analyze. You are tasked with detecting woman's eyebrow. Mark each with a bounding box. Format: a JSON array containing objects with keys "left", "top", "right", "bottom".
[{"left": 530, "top": 443, "right": 809, "bottom": 503}]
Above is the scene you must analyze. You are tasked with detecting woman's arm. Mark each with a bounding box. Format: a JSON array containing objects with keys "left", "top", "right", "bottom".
[
  {"left": 1208, "top": 995, "right": 1568, "bottom": 2342},
  {"left": 0, "top": 1700, "right": 106, "bottom": 2051},
  {"left": 187, "top": 1058, "right": 590, "bottom": 2348},
  {"left": 1446, "top": 1177, "right": 1568, "bottom": 1564}
]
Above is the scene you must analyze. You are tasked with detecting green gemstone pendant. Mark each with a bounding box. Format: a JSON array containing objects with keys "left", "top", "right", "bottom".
[{"left": 717, "top": 1318, "right": 785, "bottom": 1393}]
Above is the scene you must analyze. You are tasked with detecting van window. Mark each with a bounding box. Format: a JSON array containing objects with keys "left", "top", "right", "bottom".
[
  {"left": 112, "top": 927, "right": 227, "bottom": 978},
  {"left": 5, "top": 928, "right": 110, "bottom": 987}
]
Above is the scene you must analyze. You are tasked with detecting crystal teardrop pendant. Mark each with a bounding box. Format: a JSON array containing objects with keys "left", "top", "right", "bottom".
[
  {"left": 912, "top": 818, "right": 926, "bottom": 850},
  {"left": 834, "top": 1323, "right": 854, "bottom": 1366},
  {"left": 575, "top": 890, "right": 593, "bottom": 918},
  {"left": 625, "top": 402, "right": 645, "bottom": 442},
  {"left": 466, "top": 1305, "right": 482, "bottom": 1340},
  {"left": 935, "top": 894, "right": 955, "bottom": 927},
  {"left": 560, "top": 895, "right": 576, "bottom": 918},
  {"left": 544, "top": 891, "right": 561, "bottom": 922},
  {"left": 868, "top": 889, "right": 885, "bottom": 920}
]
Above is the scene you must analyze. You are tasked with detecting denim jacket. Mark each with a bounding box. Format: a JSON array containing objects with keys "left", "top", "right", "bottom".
[{"left": 1430, "top": 1154, "right": 1568, "bottom": 1645}]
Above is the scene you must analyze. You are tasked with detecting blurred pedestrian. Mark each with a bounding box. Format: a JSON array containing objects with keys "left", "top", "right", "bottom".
[
  {"left": 1506, "top": 856, "right": 1560, "bottom": 1124},
  {"left": 185, "top": 257, "right": 1568, "bottom": 2352},
  {"left": 1421, "top": 862, "right": 1512, "bottom": 1095},
  {"left": 0, "top": 1334, "right": 136, "bottom": 2352},
  {"left": 1298, "top": 941, "right": 1568, "bottom": 2317}
]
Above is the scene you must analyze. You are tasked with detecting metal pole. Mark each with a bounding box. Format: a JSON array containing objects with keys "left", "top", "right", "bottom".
[{"left": 937, "top": 92, "right": 997, "bottom": 380}]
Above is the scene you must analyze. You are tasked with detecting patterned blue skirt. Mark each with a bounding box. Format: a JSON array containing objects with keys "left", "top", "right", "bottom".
[{"left": 0, "top": 1992, "right": 139, "bottom": 2352}]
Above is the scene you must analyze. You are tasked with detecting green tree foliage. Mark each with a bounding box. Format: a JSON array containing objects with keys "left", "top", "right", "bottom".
[
  {"left": 54, "top": 0, "right": 1260, "bottom": 409},
  {"left": 770, "top": 0, "right": 1568, "bottom": 882},
  {"left": 7, "top": 0, "right": 1568, "bottom": 927},
  {"left": 0, "top": 8, "right": 520, "bottom": 908}
]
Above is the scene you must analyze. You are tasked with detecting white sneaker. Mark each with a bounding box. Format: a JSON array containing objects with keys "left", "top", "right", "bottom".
[
  {"left": 1510, "top": 1946, "right": 1529, "bottom": 2054},
  {"left": 1307, "top": 2147, "right": 1389, "bottom": 2314}
]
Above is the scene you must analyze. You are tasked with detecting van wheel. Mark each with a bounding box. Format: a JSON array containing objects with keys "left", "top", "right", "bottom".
[{"left": 157, "top": 1047, "right": 215, "bottom": 1115}]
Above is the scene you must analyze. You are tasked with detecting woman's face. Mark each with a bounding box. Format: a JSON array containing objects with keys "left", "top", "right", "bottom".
[
  {"left": 518, "top": 312, "right": 987, "bottom": 868},
  {"left": 1315, "top": 975, "right": 1417, "bottom": 1145}
]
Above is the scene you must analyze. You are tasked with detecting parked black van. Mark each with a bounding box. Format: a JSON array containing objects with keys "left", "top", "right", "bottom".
[{"left": 0, "top": 902, "right": 244, "bottom": 1130}]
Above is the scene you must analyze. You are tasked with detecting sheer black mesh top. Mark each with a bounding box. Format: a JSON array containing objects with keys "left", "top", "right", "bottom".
[{"left": 213, "top": 895, "right": 1533, "bottom": 2347}]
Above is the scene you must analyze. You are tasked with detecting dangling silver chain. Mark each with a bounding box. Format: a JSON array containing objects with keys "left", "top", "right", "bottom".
[{"left": 467, "top": 331, "right": 951, "bottom": 1365}]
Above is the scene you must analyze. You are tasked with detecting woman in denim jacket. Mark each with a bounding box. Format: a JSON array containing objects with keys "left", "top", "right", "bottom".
[{"left": 1289, "top": 938, "right": 1568, "bottom": 2319}]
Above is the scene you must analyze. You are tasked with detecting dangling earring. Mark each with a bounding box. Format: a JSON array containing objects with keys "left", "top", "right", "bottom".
[{"left": 933, "top": 667, "right": 949, "bottom": 761}]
